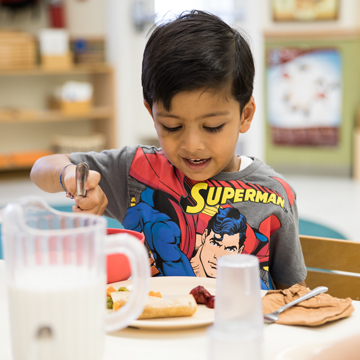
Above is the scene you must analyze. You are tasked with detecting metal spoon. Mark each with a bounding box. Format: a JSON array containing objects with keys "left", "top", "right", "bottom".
[
  {"left": 76, "top": 162, "right": 89, "bottom": 197},
  {"left": 263, "top": 286, "right": 328, "bottom": 324}
]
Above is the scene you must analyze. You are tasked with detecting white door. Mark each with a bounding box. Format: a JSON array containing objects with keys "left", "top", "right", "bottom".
[
  {"left": 105, "top": 0, "right": 263, "bottom": 160},
  {"left": 105, "top": 0, "right": 156, "bottom": 148}
]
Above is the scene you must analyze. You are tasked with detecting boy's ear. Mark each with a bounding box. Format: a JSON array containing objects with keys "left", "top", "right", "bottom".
[
  {"left": 240, "top": 97, "right": 256, "bottom": 134},
  {"left": 143, "top": 100, "right": 153, "bottom": 117}
]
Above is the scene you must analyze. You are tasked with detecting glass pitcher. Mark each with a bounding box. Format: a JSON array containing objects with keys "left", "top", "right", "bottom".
[{"left": 2, "top": 196, "right": 150, "bottom": 360}]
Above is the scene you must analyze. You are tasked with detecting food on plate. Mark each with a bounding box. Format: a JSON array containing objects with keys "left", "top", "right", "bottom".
[
  {"left": 106, "top": 286, "right": 116, "bottom": 296},
  {"left": 106, "top": 286, "right": 164, "bottom": 310},
  {"left": 118, "top": 286, "right": 130, "bottom": 292},
  {"left": 189, "top": 285, "right": 211, "bottom": 304},
  {"left": 111, "top": 291, "right": 197, "bottom": 319},
  {"left": 106, "top": 296, "right": 113, "bottom": 309},
  {"left": 148, "top": 291, "right": 162, "bottom": 298},
  {"left": 205, "top": 295, "right": 215, "bottom": 309},
  {"left": 189, "top": 285, "right": 215, "bottom": 309},
  {"left": 106, "top": 286, "right": 130, "bottom": 309}
]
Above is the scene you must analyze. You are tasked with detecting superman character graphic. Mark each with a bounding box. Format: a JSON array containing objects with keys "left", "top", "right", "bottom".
[{"left": 123, "top": 148, "right": 291, "bottom": 290}]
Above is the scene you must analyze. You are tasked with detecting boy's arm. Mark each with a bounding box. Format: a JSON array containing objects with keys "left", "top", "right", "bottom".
[
  {"left": 30, "top": 154, "right": 72, "bottom": 193},
  {"left": 274, "top": 280, "right": 307, "bottom": 290},
  {"left": 30, "top": 154, "right": 108, "bottom": 216}
]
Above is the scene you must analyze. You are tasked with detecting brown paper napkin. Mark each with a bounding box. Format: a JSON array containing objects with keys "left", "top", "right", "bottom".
[{"left": 262, "top": 284, "right": 354, "bottom": 326}]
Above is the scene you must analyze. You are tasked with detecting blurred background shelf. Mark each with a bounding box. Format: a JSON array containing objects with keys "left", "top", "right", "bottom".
[
  {"left": 0, "top": 150, "right": 52, "bottom": 171},
  {"left": 0, "top": 65, "right": 116, "bottom": 172},
  {"left": 0, "top": 64, "right": 113, "bottom": 76},
  {"left": 0, "top": 106, "right": 113, "bottom": 123}
]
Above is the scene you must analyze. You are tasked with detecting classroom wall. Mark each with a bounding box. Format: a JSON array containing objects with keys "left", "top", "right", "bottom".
[
  {"left": 262, "top": 1, "right": 360, "bottom": 176},
  {"left": 65, "top": 0, "right": 105, "bottom": 37},
  {"left": 2, "top": 0, "right": 359, "bottom": 176}
]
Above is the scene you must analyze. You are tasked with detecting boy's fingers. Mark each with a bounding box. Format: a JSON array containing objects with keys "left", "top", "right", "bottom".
[
  {"left": 72, "top": 204, "right": 82, "bottom": 212},
  {"left": 74, "top": 186, "right": 108, "bottom": 215},
  {"left": 84, "top": 170, "right": 101, "bottom": 190},
  {"left": 73, "top": 200, "right": 105, "bottom": 215}
]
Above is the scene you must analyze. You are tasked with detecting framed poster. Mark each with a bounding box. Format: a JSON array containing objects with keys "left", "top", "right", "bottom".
[
  {"left": 272, "top": 0, "right": 339, "bottom": 22},
  {"left": 266, "top": 48, "right": 342, "bottom": 146}
]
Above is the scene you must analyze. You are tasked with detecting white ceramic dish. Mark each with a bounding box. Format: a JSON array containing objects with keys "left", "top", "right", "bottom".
[
  {"left": 109, "top": 276, "right": 267, "bottom": 330},
  {"left": 109, "top": 276, "right": 216, "bottom": 330}
]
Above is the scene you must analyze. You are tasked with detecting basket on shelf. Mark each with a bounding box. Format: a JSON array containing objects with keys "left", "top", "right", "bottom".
[
  {"left": 50, "top": 81, "right": 94, "bottom": 115},
  {"left": 0, "top": 31, "right": 36, "bottom": 70},
  {"left": 52, "top": 133, "right": 107, "bottom": 154},
  {"left": 39, "top": 28, "right": 73, "bottom": 70}
]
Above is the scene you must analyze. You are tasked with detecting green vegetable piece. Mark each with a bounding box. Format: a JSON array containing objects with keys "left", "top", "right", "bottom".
[
  {"left": 118, "top": 287, "right": 129, "bottom": 292},
  {"left": 107, "top": 301, "right": 113, "bottom": 309},
  {"left": 106, "top": 296, "right": 111, "bottom": 302}
]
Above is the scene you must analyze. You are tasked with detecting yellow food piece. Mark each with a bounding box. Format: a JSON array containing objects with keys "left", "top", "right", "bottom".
[{"left": 113, "top": 301, "right": 121, "bottom": 311}]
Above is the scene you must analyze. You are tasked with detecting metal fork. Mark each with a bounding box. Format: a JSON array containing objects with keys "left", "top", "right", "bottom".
[
  {"left": 76, "top": 162, "right": 89, "bottom": 197},
  {"left": 263, "top": 286, "right": 328, "bottom": 324}
]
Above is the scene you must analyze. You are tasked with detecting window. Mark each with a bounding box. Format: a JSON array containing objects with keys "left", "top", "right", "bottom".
[{"left": 154, "top": 0, "right": 239, "bottom": 25}]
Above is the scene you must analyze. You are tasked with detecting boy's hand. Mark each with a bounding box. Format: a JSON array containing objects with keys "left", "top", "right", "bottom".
[{"left": 64, "top": 168, "right": 108, "bottom": 215}]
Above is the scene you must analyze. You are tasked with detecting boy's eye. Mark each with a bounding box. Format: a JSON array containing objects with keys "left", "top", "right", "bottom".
[
  {"left": 204, "top": 124, "right": 225, "bottom": 133},
  {"left": 162, "top": 125, "right": 182, "bottom": 133}
]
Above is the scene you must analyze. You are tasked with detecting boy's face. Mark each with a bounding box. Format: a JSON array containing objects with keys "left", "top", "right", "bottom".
[{"left": 145, "top": 88, "right": 255, "bottom": 181}]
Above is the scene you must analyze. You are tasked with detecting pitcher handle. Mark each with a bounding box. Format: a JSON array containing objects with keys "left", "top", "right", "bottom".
[{"left": 104, "top": 233, "right": 150, "bottom": 332}]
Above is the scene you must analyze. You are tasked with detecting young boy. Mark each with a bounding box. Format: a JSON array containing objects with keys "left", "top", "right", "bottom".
[{"left": 31, "top": 10, "right": 307, "bottom": 290}]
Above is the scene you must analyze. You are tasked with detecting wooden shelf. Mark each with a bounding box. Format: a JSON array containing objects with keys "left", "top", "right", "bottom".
[
  {"left": 0, "top": 107, "right": 113, "bottom": 124},
  {"left": 0, "top": 164, "right": 37, "bottom": 171},
  {"left": 0, "top": 63, "right": 116, "bottom": 172},
  {"left": 0, "top": 64, "right": 113, "bottom": 76},
  {"left": 0, "top": 150, "right": 53, "bottom": 171}
]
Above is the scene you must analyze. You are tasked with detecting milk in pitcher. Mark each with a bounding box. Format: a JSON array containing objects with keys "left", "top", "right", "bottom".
[{"left": 8, "top": 266, "right": 105, "bottom": 360}]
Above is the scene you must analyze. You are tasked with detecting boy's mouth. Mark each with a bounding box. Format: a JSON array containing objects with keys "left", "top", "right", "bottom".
[
  {"left": 187, "top": 159, "right": 208, "bottom": 164},
  {"left": 183, "top": 158, "right": 211, "bottom": 169}
]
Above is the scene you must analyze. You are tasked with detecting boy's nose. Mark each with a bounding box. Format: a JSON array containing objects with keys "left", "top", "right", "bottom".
[{"left": 180, "top": 129, "right": 205, "bottom": 152}]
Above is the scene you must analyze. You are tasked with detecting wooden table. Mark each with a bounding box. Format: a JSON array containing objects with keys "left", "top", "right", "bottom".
[{"left": 1, "top": 260, "right": 359, "bottom": 360}]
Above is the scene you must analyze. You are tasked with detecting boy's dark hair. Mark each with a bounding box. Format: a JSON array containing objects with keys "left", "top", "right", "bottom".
[{"left": 142, "top": 10, "right": 255, "bottom": 113}]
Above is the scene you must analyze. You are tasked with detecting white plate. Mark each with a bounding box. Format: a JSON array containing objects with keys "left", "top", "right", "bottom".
[
  {"left": 109, "top": 276, "right": 267, "bottom": 330},
  {"left": 109, "top": 276, "right": 216, "bottom": 330}
]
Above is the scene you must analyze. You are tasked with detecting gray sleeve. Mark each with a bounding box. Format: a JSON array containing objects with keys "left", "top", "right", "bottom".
[
  {"left": 70, "top": 146, "right": 139, "bottom": 223},
  {"left": 269, "top": 199, "right": 307, "bottom": 286}
]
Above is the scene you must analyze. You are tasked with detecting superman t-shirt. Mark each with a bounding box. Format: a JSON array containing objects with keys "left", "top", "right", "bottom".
[{"left": 71, "top": 145, "right": 307, "bottom": 289}]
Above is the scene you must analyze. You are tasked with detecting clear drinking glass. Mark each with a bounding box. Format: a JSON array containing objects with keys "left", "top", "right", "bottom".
[
  {"left": 2, "top": 196, "right": 150, "bottom": 360},
  {"left": 208, "top": 254, "right": 264, "bottom": 360}
]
